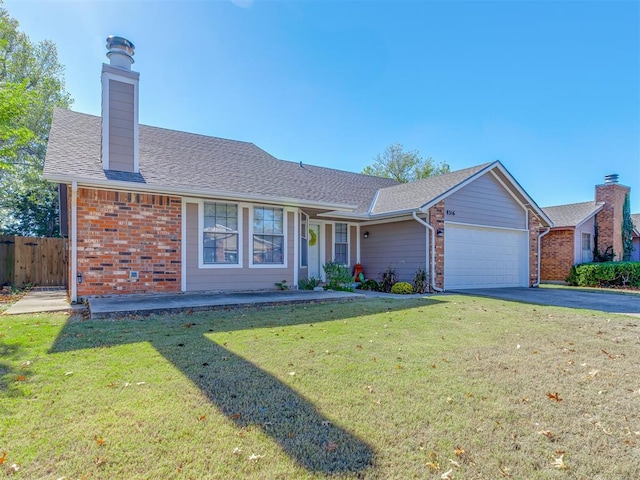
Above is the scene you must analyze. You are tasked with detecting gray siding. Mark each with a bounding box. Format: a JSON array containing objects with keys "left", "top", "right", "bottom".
[
  {"left": 185, "top": 203, "right": 295, "bottom": 291},
  {"left": 445, "top": 173, "right": 525, "bottom": 229},
  {"left": 324, "top": 224, "right": 333, "bottom": 263},
  {"left": 360, "top": 219, "right": 427, "bottom": 283},
  {"left": 108, "top": 80, "right": 135, "bottom": 172},
  {"left": 349, "top": 225, "right": 357, "bottom": 267}
]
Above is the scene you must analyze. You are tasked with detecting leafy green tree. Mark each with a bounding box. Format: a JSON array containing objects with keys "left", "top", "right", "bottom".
[
  {"left": 622, "top": 193, "right": 634, "bottom": 261},
  {"left": 362, "top": 142, "right": 450, "bottom": 183},
  {"left": 0, "top": 2, "right": 72, "bottom": 236}
]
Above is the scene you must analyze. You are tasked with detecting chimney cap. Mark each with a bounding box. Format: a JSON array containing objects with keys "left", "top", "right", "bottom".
[
  {"left": 604, "top": 174, "right": 619, "bottom": 184},
  {"left": 106, "top": 35, "right": 135, "bottom": 69}
]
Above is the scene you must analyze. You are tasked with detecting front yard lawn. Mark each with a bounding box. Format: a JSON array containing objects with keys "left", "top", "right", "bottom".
[{"left": 1, "top": 296, "right": 638, "bottom": 478}]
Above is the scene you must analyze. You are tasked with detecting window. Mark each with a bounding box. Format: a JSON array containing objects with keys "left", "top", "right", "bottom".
[
  {"left": 203, "top": 202, "right": 239, "bottom": 265},
  {"left": 300, "top": 212, "right": 308, "bottom": 267},
  {"left": 334, "top": 222, "right": 348, "bottom": 265},
  {"left": 253, "top": 206, "right": 285, "bottom": 264},
  {"left": 582, "top": 232, "right": 592, "bottom": 263}
]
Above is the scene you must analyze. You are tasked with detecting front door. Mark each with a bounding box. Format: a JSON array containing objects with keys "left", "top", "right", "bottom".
[{"left": 308, "top": 223, "right": 322, "bottom": 280}]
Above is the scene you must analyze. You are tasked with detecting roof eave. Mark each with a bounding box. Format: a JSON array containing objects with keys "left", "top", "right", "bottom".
[
  {"left": 43, "top": 173, "right": 357, "bottom": 211},
  {"left": 416, "top": 161, "right": 554, "bottom": 227}
]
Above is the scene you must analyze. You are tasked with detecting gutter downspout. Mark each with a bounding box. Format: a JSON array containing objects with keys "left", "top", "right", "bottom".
[
  {"left": 412, "top": 211, "right": 443, "bottom": 293},
  {"left": 70, "top": 181, "right": 78, "bottom": 303},
  {"left": 533, "top": 228, "right": 550, "bottom": 287}
]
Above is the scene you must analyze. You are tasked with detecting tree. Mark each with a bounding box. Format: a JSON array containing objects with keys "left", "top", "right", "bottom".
[
  {"left": 361, "top": 142, "right": 450, "bottom": 183},
  {"left": 0, "top": 2, "right": 72, "bottom": 236},
  {"left": 622, "top": 192, "right": 634, "bottom": 261}
]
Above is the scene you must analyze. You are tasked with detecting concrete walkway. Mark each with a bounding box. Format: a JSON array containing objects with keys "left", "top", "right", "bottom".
[
  {"left": 3, "top": 287, "right": 73, "bottom": 315},
  {"left": 88, "top": 290, "right": 367, "bottom": 319}
]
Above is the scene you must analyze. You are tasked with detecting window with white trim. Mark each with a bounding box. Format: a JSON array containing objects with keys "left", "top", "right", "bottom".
[
  {"left": 203, "top": 202, "right": 239, "bottom": 265},
  {"left": 334, "top": 222, "right": 348, "bottom": 265},
  {"left": 253, "top": 206, "right": 284, "bottom": 264},
  {"left": 300, "top": 212, "right": 308, "bottom": 267}
]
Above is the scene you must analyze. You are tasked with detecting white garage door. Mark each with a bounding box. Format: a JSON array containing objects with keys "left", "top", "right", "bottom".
[{"left": 444, "top": 223, "right": 528, "bottom": 289}]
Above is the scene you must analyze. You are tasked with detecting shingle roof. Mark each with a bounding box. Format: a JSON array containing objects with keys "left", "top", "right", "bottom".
[
  {"left": 542, "top": 201, "right": 603, "bottom": 228},
  {"left": 371, "top": 163, "right": 492, "bottom": 214},
  {"left": 44, "top": 108, "right": 549, "bottom": 225},
  {"left": 44, "top": 108, "right": 399, "bottom": 213}
]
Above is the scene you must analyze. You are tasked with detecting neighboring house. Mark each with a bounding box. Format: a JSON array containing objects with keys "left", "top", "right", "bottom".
[
  {"left": 541, "top": 175, "right": 632, "bottom": 282},
  {"left": 43, "top": 37, "right": 552, "bottom": 301},
  {"left": 632, "top": 213, "right": 640, "bottom": 262}
]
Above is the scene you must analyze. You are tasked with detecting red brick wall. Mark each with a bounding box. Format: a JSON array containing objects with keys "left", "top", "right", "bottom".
[
  {"left": 73, "top": 188, "right": 181, "bottom": 297},
  {"left": 528, "top": 211, "right": 543, "bottom": 286},
  {"left": 429, "top": 201, "right": 445, "bottom": 291},
  {"left": 540, "top": 229, "right": 575, "bottom": 281},
  {"left": 595, "top": 183, "right": 630, "bottom": 260}
]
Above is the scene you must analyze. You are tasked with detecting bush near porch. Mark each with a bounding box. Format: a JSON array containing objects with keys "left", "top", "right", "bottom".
[{"left": 567, "top": 261, "right": 640, "bottom": 288}]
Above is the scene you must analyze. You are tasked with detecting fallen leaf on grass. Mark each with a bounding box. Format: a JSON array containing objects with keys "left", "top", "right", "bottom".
[
  {"left": 546, "top": 392, "right": 562, "bottom": 402},
  {"left": 551, "top": 453, "right": 567, "bottom": 469},
  {"left": 20, "top": 361, "right": 31, "bottom": 368},
  {"left": 426, "top": 461, "right": 439, "bottom": 471},
  {"left": 588, "top": 369, "right": 599, "bottom": 377},
  {"left": 448, "top": 459, "right": 460, "bottom": 468},
  {"left": 0, "top": 452, "right": 6, "bottom": 464},
  {"left": 325, "top": 441, "right": 338, "bottom": 452},
  {"left": 95, "top": 436, "right": 105, "bottom": 446},
  {"left": 454, "top": 447, "right": 465, "bottom": 457},
  {"left": 537, "top": 430, "right": 554, "bottom": 439},
  {"left": 197, "top": 415, "right": 206, "bottom": 421},
  {"left": 15, "top": 375, "right": 26, "bottom": 381},
  {"left": 396, "top": 365, "right": 404, "bottom": 370},
  {"left": 232, "top": 447, "right": 242, "bottom": 455},
  {"left": 248, "top": 454, "right": 264, "bottom": 461},
  {"left": 288, "top": 371, "right": 296, "bottom": 376},
  {"left": 94, "top": 456, "right": 106, "bottom": 466},
  {"left": 441, "top": 468, "right": 454, "bottom": 479}
]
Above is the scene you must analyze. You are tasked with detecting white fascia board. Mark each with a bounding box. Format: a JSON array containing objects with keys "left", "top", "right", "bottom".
[
  {"left": 317, "top": 207, "right": 418, "bottom": 221},
  {"left": 42, "top": 174, "right": 357, "bottom": 211},
  {"left": 491, "top": 162, "right": 554, "bottom": 227},
  {"left": 417, "top": 162, "right": 499, "bottom": 213}
]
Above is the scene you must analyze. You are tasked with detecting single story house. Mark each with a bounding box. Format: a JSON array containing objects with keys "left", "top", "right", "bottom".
[
  {"left": 43, "top": 37, "right": 552, "bottom": 302},
  {"left": 540, "top": 175, "right": 633, "bottom": 282}
]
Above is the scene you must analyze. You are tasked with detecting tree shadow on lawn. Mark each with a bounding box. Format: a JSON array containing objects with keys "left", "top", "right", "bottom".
[{"left": 49, "top": 297, "right": 442, "bottom": 474}]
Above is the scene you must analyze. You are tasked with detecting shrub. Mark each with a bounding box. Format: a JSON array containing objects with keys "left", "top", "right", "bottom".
[
  {"left": 359, "top": 279, "right": 380, "bottom": 291},
  {"left": 379, "top": 267, "right": 398, "bottom": 293},
  {"left": 566, "top": 262, "right": 640, "bottom": 288},
  {"left": 412, "top": 268, "right": 427, "bottom": 294},
  {"left": 391, "top": 282, "right": 413, "bottom": 295},
  {"left": 298, "top": 277, "right": 321, "bottom": 290},
  {"left": 323, "top": 262, "right": 354, "bottom": 292}
]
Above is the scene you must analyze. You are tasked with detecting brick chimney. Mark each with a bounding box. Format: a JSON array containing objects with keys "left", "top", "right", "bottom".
[
  {"left": 101, "top": 36, "right": 139, "bottom": 173},
  {"left": 595, "top": 174, "right": 630, "bottom": 260}
]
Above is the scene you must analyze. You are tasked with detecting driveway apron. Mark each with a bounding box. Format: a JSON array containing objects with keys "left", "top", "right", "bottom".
[{"left": 455, "top": 287, "right": 640, "bottom": 317}]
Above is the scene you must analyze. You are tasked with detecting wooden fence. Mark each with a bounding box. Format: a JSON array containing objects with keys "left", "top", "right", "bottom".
[{"left": 0, "top": 236, "right": 68, "bottom": 287}]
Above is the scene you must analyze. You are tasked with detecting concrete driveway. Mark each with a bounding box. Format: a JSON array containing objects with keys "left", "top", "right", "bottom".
[{"left": 455, "top": 287, "right": 640, "bottom": 317}]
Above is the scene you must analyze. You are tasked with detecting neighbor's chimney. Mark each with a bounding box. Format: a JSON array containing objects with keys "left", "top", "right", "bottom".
[
  {"left": 101, "top": 35, "right": 139, "bottom": 173},
  {"left": 595, "top": 173, "right": 630, "bottom": 261}
]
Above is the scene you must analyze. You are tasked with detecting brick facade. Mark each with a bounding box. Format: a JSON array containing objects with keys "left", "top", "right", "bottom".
[
  {"left": 595, "top": 183, "right": 630, "bottom": 260},
  {"left": 429, "top": 201, "right": 445, "bottom": 291},
  {"left": 540, "top": 229, "right": 575, "bottom": 281},
  {"left": 71, "top": 187, "right": 182, "bottom": 297},
  {"left": 528, "top": 211, "right": 543, "bottom": 286}
]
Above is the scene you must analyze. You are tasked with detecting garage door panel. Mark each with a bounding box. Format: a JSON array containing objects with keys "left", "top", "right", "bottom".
[{"left": 445, "top": 223, "right": 528, "bottom": 289}]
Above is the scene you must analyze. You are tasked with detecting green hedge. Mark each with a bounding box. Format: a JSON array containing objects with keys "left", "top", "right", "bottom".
[{"left": 566, "top": 262, "right": 640, "bottom": 287}]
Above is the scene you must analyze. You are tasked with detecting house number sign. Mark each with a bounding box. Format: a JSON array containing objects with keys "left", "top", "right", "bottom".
[{"left": 446, "top": 210, "right": 456, "bottom": 216}]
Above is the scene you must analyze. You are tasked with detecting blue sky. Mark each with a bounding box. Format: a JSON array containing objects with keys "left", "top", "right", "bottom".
[{"left": 5, "top": 0, "right": 640, "bottom": 211}]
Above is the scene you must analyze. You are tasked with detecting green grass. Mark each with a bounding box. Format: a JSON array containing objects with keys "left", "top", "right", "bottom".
[{"left": 1, "top": 296, "right": 639, "bottom": 479}]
